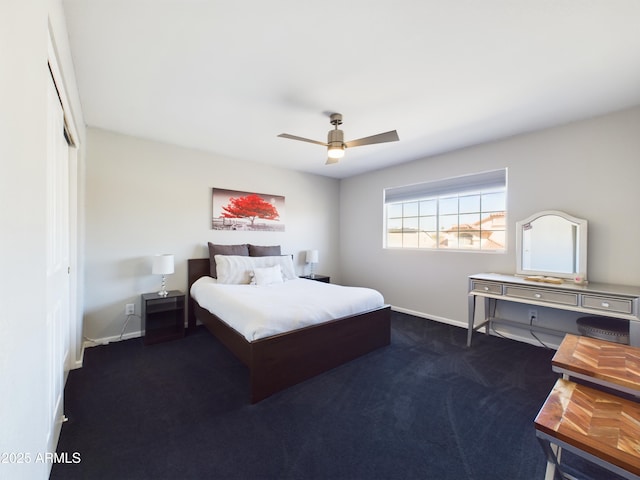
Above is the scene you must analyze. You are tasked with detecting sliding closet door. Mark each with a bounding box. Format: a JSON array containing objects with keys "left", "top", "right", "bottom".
[{"left": 46, "top": 70, "right": 70, "bottom": 453}]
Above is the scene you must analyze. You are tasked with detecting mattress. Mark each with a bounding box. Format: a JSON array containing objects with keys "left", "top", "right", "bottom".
[{"left": 190, "top": 277, "right": 385, "bottom": 341}]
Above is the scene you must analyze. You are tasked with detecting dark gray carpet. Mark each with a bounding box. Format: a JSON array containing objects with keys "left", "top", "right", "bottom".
[{"left": 51, "top": 312, "right": 616, "bottom": 479}]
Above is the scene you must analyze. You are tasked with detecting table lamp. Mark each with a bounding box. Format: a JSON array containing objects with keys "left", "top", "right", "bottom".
[
  {"left": 152, "top": 254, "right": 174, "bottom": 296},
  {"left": 306, "top": 249, "right": 319, "bottom": 278}
]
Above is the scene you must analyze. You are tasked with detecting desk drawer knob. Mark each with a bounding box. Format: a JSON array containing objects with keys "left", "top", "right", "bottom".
[
  {"left": 534, "top": 293, "right": 542, "bottom": 299},
  {"left": 601, "top": 302, "right": 610, "bottom": 308},
  {"left": 484, "top": 286, "right": 489, "bottom": 291}
]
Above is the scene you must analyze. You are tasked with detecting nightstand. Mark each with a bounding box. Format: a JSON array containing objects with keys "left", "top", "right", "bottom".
[
  {"left": 300, "top": 274, "right": 330, "bottom": 283},
  {"left": 141, "top": 290, "right": 185, "bottom": 345}
]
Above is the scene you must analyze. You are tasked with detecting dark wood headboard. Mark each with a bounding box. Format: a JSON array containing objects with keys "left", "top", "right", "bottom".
[{"left": 187, "top": 258, "right": 210, "bottom": 332}]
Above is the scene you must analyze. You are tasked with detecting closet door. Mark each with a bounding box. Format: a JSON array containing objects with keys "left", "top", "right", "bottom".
[{"left": 46, "top": 71, "right": 70, "bottom": 453}]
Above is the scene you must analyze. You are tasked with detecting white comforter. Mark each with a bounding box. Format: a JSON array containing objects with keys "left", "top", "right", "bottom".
[{"left": 190, "top": 277, "right": 385, "bottom": 342}]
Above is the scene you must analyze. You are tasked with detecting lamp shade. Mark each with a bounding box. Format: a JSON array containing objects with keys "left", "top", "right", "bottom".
[
  {"left": 152, "top": 254, "right": 174, "bottom": 275},
  {"left": 306, "top": 250, "right": 319, "bottom": 263}
]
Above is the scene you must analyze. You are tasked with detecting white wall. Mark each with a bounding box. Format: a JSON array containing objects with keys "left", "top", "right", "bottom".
[
  {"left": 85, "top": 107, "right": 640, "bottom": 345},
  {"left": 340, "top": 107, "right": 640, "bottom": 341},
  {"left": 0, "top": 1, "right": 85, "bottom": 478},
  {"left": 84, "top": 128, "right": 340, "bottom": 341}
]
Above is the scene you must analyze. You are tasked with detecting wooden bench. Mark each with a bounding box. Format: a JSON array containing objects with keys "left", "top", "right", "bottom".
[
  {"left": 534, "top": 378, "right": 640, "bottom": 480},
  {"left": 552, "top": 334, "right": 640, "bottom": 398}
]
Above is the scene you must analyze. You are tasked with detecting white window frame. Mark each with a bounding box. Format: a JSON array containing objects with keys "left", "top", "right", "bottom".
[{"left": 383, "top": 169, "right": 507, "bottom": 252}]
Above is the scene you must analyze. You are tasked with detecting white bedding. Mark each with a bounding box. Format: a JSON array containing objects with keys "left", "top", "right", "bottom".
[{"left": 190, "top": 277, "right": 385, "bottom": 341}]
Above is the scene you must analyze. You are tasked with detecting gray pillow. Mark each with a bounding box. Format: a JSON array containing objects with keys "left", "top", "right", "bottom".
[
  {"left": 207, "top": 243, "right": 249, "bottom": 278},
  {"left": 248, "top": 244, "right": 281, "bottom": 257}
]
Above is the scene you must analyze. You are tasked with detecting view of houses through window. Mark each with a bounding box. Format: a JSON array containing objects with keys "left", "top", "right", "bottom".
[{"left": 384, "top": 170, "right": 507, "bottom": 251}]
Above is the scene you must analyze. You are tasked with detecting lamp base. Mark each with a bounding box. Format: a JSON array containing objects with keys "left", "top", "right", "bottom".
[{"left": 158, "top": 275, "right": 169, "bottom": 296}]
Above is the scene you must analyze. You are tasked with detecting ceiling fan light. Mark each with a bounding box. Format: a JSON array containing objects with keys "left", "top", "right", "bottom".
[{"left": 327, "top": 144, "right": 345, "bottom": 159}]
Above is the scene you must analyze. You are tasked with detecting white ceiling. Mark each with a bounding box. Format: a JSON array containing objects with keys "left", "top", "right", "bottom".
[{"left": 62, "top": 0, "right": 640, "bottom": 179}]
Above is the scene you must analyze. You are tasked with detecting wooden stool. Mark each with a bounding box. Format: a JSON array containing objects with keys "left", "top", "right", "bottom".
[
  {"left": 552, "top": 334, "right": 640, "bottom": 397},
  {"left": 534, "top": 378, "right": 640, "bottom": 480}
]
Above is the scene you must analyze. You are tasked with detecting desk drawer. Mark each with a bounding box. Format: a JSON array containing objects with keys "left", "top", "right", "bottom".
[
  {"left": 471, "top": 281, "right": 503, "bottom": 295},
  {"left": 504, "top": 286, "right": 578, "bottom": 306},
  {"left": 582, "top": 295, "right": 633, "bottom": 314}
]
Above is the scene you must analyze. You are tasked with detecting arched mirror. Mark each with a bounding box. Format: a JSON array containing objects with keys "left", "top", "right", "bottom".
[{"left": 516, "top": 210, "right": 587, "bottom": 281}]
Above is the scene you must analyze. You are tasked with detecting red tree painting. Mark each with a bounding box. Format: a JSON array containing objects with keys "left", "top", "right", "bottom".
[
  {"left": 212, "top": 188, "right": 285, "bottom": 231},
  {"left": 221, "top": 193, "right": 280, "bottom": 225}
]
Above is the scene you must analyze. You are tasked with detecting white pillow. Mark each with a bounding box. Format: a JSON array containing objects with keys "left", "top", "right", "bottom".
[
  {"left": 215, "top": 255, "right": 297, "bottom": 284},
  {"left": 251, "top": 265, "right": 284, "bottom": 286}
]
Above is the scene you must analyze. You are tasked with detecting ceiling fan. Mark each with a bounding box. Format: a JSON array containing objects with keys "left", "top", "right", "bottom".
[{"left": 278, "top": 113, "right": 399, "bottom": 165}]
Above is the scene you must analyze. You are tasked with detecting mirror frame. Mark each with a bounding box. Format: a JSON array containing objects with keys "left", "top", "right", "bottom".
[{"left": 515, "top": 210, "right": 588, "bottom": 280}]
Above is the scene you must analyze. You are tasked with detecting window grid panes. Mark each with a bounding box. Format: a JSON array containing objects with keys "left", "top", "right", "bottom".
[{"left": 385, "top": 188, "right": 506, "bottom": 251}]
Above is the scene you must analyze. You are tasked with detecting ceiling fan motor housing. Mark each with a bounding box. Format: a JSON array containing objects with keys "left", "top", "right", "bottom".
[
  {"left": 327, "top": 127, "right": 345, "bottom": 159},
  {"left": 327, "top": 128, "right": 344, "bottom": 146}
]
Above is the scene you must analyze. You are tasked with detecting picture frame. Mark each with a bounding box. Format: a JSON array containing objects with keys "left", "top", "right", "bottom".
[{"left": 211, "top": 188, "right": 285, "bottom": 231}]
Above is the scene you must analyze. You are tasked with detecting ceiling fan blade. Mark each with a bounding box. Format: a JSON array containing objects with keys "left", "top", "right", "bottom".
[
  {"left": 345, "top": 130, "right": 399, "bottom": 148},
  {"left": 278, "top": 133, "right": 327, "bottom": 147},
  {"left": 325, "top": 157, "right": 340, "bottom": 165}
]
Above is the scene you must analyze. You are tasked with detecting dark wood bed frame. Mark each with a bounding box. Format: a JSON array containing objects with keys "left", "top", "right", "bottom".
[{"left": 187, "top": 258, "right": 391, "bottom": 403}]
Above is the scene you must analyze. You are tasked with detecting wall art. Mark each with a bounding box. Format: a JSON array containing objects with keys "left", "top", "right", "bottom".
[{"left": 212, "top": 188, "right": 285, "bottom": 231}]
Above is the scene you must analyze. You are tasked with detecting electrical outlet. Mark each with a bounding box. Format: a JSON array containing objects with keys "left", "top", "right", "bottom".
[
  {"left": 528, "top": 309, "right": 538, "bottom": 322},
  {"left": 125, "top": 303, "right": 135, "bottom": 315}
]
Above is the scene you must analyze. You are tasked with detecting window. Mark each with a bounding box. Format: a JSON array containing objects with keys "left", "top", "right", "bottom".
[{"left": 384, "top": 169, "right": 507, "bottom": 251}]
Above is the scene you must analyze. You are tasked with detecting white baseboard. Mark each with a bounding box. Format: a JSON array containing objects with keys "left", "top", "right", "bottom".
[
  {"left": 82, "top": 330, "right": 142, "bottom": 350},
  {"left": 390, "top": 305, "right": 559, "bottom": 349},
  {"left": 80, "top": 308, "right": 557, "bottom": 353},
  {"left": 391, "top": 305, "right": 468, "bottom": 329},
  {"left": 69, "top": 358, "right": 83, "bottom": 370}
]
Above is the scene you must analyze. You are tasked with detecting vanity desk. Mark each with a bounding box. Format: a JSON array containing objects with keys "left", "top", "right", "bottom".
[{"left": 467, "top": 273, "right": 640, "bottom": 347}]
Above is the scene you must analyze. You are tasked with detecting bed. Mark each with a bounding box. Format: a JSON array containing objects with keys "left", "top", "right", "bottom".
[{"left": 187, "top": 254, "right": 391, "bottom": 404}]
